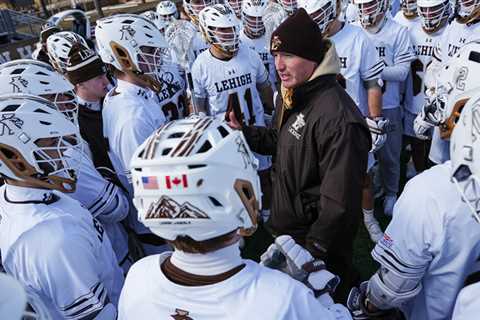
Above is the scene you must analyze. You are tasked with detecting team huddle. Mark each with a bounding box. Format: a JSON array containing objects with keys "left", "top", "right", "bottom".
[{"left": 0, "top": 0, "right": 479, "bottom": 318}]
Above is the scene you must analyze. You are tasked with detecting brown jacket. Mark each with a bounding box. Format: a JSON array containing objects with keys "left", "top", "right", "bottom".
[{"left": 242, "top": 41, "right": 371, "bottom": 259}]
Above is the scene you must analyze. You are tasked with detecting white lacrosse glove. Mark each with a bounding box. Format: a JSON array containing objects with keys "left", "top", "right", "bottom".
[
  {"left": 413, "top": 96, "right": 446, "bottom": 140},
  {"left": 365, "top": 117, "right": 389, "bottom": 153},
  {"left": 262, "top": 235, "right": 341, "bottom": 307}
]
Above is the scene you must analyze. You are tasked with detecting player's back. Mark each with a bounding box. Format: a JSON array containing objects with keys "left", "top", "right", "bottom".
[
  {"left": 375, "top": 162, "right": 480, "bottom": 319},
  {"left": 119, "top": 253, "right": 337, "bottom": 320},
  {"left": 0, "top": 184, "right": 124, "bottom": 319}
]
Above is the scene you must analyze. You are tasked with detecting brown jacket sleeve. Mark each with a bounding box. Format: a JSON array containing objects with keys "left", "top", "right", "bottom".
[
  {"left": 305, "top": 122, "right": 369, "bottom": 258},
  {"left": 241, "top": 126, "right": 278, "bottom": 156}
]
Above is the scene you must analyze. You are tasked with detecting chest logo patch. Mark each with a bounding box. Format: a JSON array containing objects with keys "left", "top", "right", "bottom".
[
  {"left": 171, "top": 308, "right": 194, "bottom": 320},
  {"left": 288, "top": 113, "right": 305, "bottom": 140}
]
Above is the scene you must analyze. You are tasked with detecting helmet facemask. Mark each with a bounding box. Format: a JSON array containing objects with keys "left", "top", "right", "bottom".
[
  {"left": 41, "top": 91, "right": 79, "bottom": 125},
  {"left": 279, "top": 0, "right": 298, "bottom": 14},
  {"left": 184, "top": 0, "right": 215, "bottom": 26},
  {"left": 243, "top": 13, "right": 266, "bottom": 38},
  {"left": 400, "top": 0, "right": 418, "bottom": 18},
  {"left": 418, "top": 1, "right": 449, "bottom": 33},
  {"left": 309, "top": 1, "right": 337, "bottom": 35},
  {"left": 0, "top": 95, "right": 83, "bottom": 193},
  {"left": 457, "top": 0, "right": 480, "bottom": 24},
  {"left": 356, "top": 0, "right": 387, "bottom": 32}
]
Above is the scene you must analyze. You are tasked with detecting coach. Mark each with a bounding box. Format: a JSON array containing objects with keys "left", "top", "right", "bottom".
[{"left": 228, "top": 9, "right": 370, "bottom": 301}]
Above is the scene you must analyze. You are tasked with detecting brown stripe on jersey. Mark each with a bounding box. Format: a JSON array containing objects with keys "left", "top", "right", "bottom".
[{"left": 161, "top": 257, "right": 245, "bottom": 286}]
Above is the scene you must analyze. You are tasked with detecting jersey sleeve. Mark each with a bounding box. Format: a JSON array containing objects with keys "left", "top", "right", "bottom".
[
  {"left": 39, "top": 223, "right": 114, "bottom": 319},
  {"left": 73, "top": 152, "right": 129, "bottom": 223},
  {"left": 250, "top": 48, "right": 269, "bottom": 85},
  {"left": 191, "top": 56, "right": 208, "bottom": 99},
  {"left": 372, "top": 177, "right": 436, "bottom": 281},
  {"left": 359, "top": 34, "right": 384, "bottom": 81},
  {"left": 117, "top": 115, "right": 156, "bottom": 182},
  {"left": 393, "top": 25, "right": 416, "bottom": 64}
]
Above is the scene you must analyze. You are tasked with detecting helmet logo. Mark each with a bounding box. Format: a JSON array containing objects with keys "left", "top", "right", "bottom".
[
  {"left": 236, "top": 136, "right": 255, "bottom": 169},
  {"left": 271, "top": 35, "right": 282, "bottom": 51},
  {"left": 0, "top": 114, "right": 24, "bottom": 136},
  {"left": 146, "top": 195, "right": 210, "bottom": 219},
  {"left": 9, "top": 76, "right": 28, "bottom": 93},
  {"left": 120, "top": 25, "right": 136, "bottom": 41}
]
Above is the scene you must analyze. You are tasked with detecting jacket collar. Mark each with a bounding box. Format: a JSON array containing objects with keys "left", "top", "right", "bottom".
[{"left": 280, "top": 39, "right": 340, "bottom": 111}]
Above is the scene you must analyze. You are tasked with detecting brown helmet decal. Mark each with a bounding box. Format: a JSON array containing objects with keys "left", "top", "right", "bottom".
[
  {"left": 234, "top": 179, "right": 259, "bottom": 236},
  {"left": 440, "top": 98, "right": 469, "bottom": 140}
]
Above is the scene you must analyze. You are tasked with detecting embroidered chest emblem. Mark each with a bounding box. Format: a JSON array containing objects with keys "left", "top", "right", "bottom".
[
  {"left": 171, "top": 308, "right": 194, "bottom": 320},
  {"left": 288, "top": 113, "right": 305, "bottom": 140}
]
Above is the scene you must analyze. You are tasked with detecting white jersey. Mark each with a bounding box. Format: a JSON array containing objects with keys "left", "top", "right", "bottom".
[
  {"left": 372, "top": 162, "right": 480, "bottom": 319},
  {"left": 119, "top": 253, "right": 347, "bottom": 320},
  {"left": 433, "top": 20, "right": 480, "bottom": 64},
  {"left": 157, "top": 63, "right": 187, "bottom": 121},
  {"left": 192, "top": 31, "right": 209, "bottom": 61},
  {"left": 192, "top": 45, "right": 271, "bottom": 170},
  {"left": 393, "top": 12, "right": 420, "bottom": 27},
  {"left": 452, "top": 281, "right": 480, "bottom": 319},
  {"left": 405, "top": 21, "right": 446, "bottom": 114},
  {"left": 0, "top": 185, "right": 124, "bottom": 320},
  {"left": 330, "top": 23, "right": 384, "bottom": 116},
  {"left": 68, "top": 146, "right": 131, "bottom": 273},
  {"left": 103, "top": 79, "right": 166, "bottom": 234},
  {"left": 239, "top": 30, "right": 278, "bottom": 91},
  {"left": 355, "top": 17, "right": 416, "bottom": 109}
]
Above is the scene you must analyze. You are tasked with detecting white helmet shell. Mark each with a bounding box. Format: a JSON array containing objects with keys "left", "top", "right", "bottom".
[
  {"left": 417, "top": 0, "right": 450, "bottom": 33},
  {"left": 0, "top": 59, "right": 78, "bottom": 123},
  {"left": 130, "top": 116, "right": 262, "bottom": 241},
  {"left": 352, "top": 0, "right": 388, "bottom": 31},
  {"left": 298, "top": 0, "right": 337, "bottom": 34},
  {"left": 0, "top": 94, "right": 82, "bottom": 192},
  {"left": 157, "top": 1, "right": 179, "bottom": 29},
  {"left": 46, "top": 31, "right": 88, "bottom": 73},
  {"left": 95, "top": 14, "right": 171, "bottom": 92},
  {"left": 450, "top": 90, "right": 480, "bottom": 223},
  {"left": 242, "top": 0, "right": 268, "bottom": 37},
  {"left": 199, "top": 3, "right": 241, "bottom": 56}
]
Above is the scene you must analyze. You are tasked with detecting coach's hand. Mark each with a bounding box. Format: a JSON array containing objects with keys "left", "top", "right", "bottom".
[{"left": 226, "top": 110, "right": 242, "bottom": 130}]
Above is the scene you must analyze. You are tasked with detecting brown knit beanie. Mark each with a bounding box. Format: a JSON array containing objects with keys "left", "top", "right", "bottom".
[
  {"left": 270, "top": 8, "right": 326, "bottom": 63},
  {"left": 66, "top": 43, "right": 107, "bottom": 85}
]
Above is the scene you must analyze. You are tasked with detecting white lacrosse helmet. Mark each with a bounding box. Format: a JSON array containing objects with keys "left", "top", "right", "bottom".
[
  {"left": 130, "top": 116, "right": 262, "bottom": 241},
  {"left": 0, "top": 94, "right": 81, "bottom": 193},
  {"left": 417, "top": 0, "right": 450, "bottom": 34},
  {"left": 400, "top": 0, "right": 418, "bottom": 18},
  {"left": 450, "top": 90, "right": 480, "bottom": 223},
  {"left": 242, "top": 0, "right": 268, "bottom": 38},
  {"left": 438, "top": 41, "right": 480, "bottom": 140},
  {"left": 353, "top": 0, "right": 389, "bottom": 31},
  {"left": 141, "top": 10, "right": 163, "bottom": 29},
  {"left": 157, "top": 1, "right": 179, "bottom": 29},
  {"left": 279, "top": 0, "right": 298, "bottom": 14},
  {"left": 457, "top": 0, "right": 480, "bottom": 24},
  {"left": 0, "top": 59, "right": 78, "bottom": 124},
  {"left": 95, "top": 14, "right": 171, "bottom": 93},
  {"left": 228, "top": 0, "right": 243, "bottom": 17},
  {"left": 46, "top": 31, "right": 88, "bottom": 73},
  {"left": 183, "top": 0, "right": 217, "bottom": 26},
  {"left": 199, "top": 3, "right": 241, "bottom": 56},
  {"left": 298, "top": 0, "right": 338, "bottom": 34}
]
